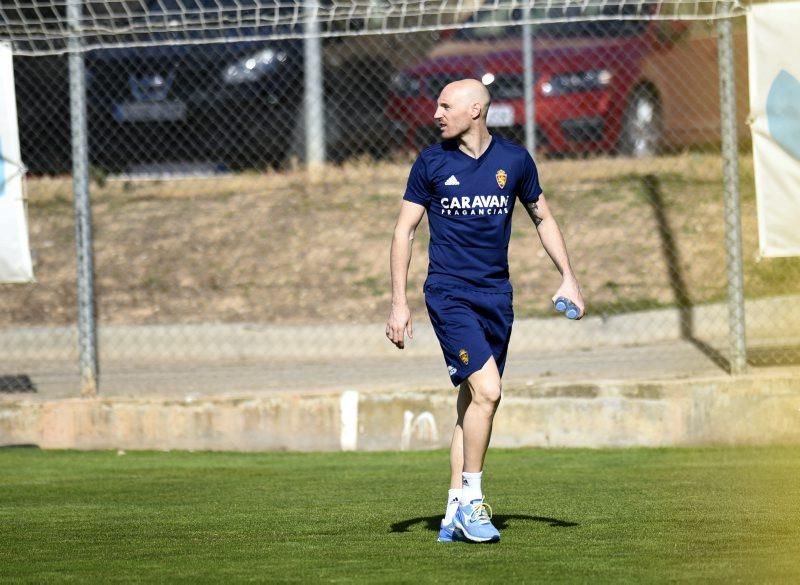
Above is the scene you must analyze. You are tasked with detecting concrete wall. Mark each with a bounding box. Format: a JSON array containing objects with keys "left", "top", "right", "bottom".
[{"left": 2, "top": 370, "right": 799, "bottom": 451}]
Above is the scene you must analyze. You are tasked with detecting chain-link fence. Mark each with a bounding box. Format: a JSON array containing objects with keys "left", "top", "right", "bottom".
[{"left": 1, "top": 0, "right": 799, "bottom": 398}]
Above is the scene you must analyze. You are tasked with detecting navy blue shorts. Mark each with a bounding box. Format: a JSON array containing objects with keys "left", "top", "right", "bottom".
[{"left": 424, "top": 283, "right": 514, "bottom": 387}]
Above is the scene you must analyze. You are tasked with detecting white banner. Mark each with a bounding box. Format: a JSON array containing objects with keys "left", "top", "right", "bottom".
[
  {"left": 0, "top": 42, "right": 34, "bottom": 282},
  {"left": 747, "top": 2, "right": 800, "bottom": 258}
]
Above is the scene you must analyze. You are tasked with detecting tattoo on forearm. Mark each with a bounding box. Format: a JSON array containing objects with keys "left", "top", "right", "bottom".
[{"left": 527, "top": 202, "right": 543, "bottom": 227}]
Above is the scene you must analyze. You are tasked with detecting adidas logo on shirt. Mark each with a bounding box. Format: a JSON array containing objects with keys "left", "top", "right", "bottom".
[{"left": 445, "top": 175, "right": 460, "bottom": 186}]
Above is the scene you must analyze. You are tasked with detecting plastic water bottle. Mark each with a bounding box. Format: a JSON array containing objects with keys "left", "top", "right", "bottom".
[{"left": 553, "top": 297, "right": 580, "bottom": 320}]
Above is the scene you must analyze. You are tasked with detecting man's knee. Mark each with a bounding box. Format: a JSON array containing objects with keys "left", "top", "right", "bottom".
[{"left": 470, "top": 379, "right": 502, "bottom": 408}]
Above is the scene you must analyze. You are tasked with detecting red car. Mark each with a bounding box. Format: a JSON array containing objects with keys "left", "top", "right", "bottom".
[{"left": 386, "top": 4, "right": 687, "bottom": 157}]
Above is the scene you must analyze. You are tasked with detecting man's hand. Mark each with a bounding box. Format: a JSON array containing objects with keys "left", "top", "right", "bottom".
[
  {"left": 386, "top": 303, "right": 413, "bottom": 349},
  {"left": 552, "top": 275, "right": 585, "bottom": 319}
]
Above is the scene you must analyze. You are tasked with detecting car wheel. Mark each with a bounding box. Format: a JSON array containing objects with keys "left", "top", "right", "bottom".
[{"left": 619, "top": 86, "right": 662, "bottom": 158}]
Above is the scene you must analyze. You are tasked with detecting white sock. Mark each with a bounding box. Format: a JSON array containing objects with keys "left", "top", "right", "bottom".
[
  {"left": 443, "top": 489, "right": 461, "bottom": 524},
  {"left": 461, "top": 471, "right": 483, "bottom": 504}
]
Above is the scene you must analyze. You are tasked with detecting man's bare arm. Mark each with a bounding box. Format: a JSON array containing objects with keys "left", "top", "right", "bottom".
[
  {"left": 386, "top": 200, "right": 426, "bottom": 348},
  {"left": 523, "top": 194, "right": 585, "bottom": 317}
]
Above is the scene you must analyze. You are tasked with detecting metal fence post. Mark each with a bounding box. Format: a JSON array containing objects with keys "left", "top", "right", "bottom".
[
  {"left": 67, "top": 0, "right": 99, "bottom": 396},
  {"left": 717, "top": 16, "right": 747, "bottom": 374},
  {"left": 304, "top": 0, "right": 325, "bottom": 168},
  {"left": 522, "top": 19, "right": 536, "bottom": 155}
]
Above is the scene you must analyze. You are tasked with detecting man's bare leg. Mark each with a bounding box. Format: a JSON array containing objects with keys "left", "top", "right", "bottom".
[
  {"left": 439, "top": 382, "right": 473, "bottom": 540},
  {"left": 449, "top": 382, "right": 472, "bottom": 489},
  {"left": 462, "top": 357, "right": 502, "bottom": 473},
  {"left": 449, "top": 357, "right": 503, "bottom": 543}
]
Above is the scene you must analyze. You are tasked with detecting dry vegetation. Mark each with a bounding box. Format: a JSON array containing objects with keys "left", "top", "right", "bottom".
[{"left": 1, "top": 152, "right": 797, "bottom": 326}]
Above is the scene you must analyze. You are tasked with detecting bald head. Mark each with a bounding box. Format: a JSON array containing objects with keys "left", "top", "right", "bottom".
[
  {"left": 434, "top": 78, "right": 493, "bottom": 141},
  {"left": 442, "top": 79, "right": 492, "bottom": 120}
]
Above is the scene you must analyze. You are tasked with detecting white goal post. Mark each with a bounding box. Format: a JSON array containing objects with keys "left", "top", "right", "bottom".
[{"left": 2, "top": 0, "right": 749, "bottom": 56}]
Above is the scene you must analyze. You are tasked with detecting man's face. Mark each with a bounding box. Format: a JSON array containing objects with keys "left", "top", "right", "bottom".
[{"left": 434, "top": 85, "right": 475, "bottom": 140}]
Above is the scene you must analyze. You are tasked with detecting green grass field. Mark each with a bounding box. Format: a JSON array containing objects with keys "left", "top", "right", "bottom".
[{"left": 2, "top": 446, "right": 799, "bottom": 583}]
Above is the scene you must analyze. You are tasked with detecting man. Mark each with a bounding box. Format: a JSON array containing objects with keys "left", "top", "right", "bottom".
[{"left": 385, "top": 79, "right": 584, "bottom": 544}]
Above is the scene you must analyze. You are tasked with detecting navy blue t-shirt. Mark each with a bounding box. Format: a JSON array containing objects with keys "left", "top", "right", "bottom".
[{"left": 403, "top": 135, "right": 542, "bottom": 292}]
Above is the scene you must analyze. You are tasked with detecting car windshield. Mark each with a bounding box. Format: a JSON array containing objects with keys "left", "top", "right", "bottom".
[{"left": 454, "top": 3, "right": 648, "bottom": 40}]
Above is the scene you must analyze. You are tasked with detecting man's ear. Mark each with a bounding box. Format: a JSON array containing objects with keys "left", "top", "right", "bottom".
[{"left": 471, "top": 102, "right": 482, "bottom": 120}]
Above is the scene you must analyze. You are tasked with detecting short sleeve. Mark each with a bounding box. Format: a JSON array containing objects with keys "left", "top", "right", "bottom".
[
  {"left": 403, "top": 155, "right": 432, "bottom": 207},
  {"left": 518, "top": 152, "right": 543, "bottom": 204}
]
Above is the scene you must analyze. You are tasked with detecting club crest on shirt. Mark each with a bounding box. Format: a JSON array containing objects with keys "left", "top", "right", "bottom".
[
  {"left": 459, "top": 349, "right": 470, "bottom": 366},
  {"left": 496, "top": 169, "right": 507, "bottom": 189}
]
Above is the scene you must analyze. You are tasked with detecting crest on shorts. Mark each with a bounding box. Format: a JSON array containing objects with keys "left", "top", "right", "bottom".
[
  {"left": 459, "top": 349, "right": 470, "bottom": 366},
  {"left": 496, "top": 169, "right": 507, "bottom": 189}
]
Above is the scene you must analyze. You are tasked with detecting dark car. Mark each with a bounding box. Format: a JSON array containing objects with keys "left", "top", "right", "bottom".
[
  {"left": 86, "top": 40, "right": 304, "bottom": 172},
  {"left": 11, "top": 0, "right": 402, "bottom": 174},
  {"left": 386, "top": 2, "right": 688, "bottom": 157},
  {"left": 83, "top": 0, "right": 310, "bottom": 172}
]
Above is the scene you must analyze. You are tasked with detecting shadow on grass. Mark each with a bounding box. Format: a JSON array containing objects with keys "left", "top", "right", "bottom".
[
  {"left": 390, "top": 514, "right": 578, "bottom": 534},
  {"left": 0, "top": 444, "right": 40, "bottom": 449}
]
